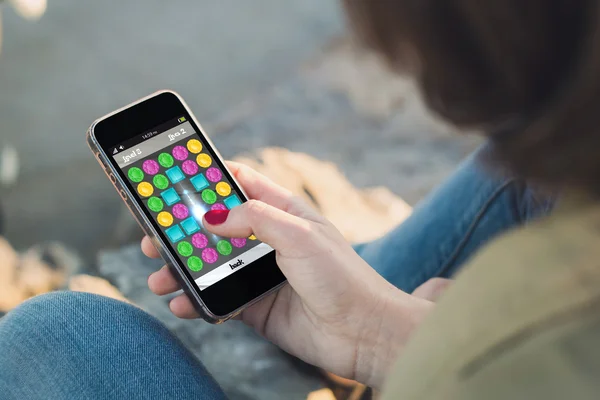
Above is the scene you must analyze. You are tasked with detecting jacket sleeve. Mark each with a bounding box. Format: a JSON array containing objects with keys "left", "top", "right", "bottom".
[{"left": 454, "top": 314, "right": 600, "bottom": 400}]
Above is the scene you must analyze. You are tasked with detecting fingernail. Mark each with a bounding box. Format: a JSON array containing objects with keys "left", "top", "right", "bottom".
[{"left": 204, "top": 210, "right": 230, "bottom": 225}]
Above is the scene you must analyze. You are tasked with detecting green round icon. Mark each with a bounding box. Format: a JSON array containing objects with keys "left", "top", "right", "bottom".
[
  {"left": 158, "top": 153, "right": 174, "bottom": 168},
  {"left": 187, "top": 256, "right": 203, "bottom": 272},
  {"left": 153, "top": 174, "right": 169, "bottom": 190},
  {"left": 201, "top": 189, "right": 217, "bottom": 205},
  {"left": 147, "top": 197, "right": 164, "bottom": 213},
  {"left": 128, "top": 167, "right": 144, "bottom": 183},
  {"left": 177, "top": 241, "right": 193, "bottom": 257},
  {"left": 217, "top": 240, "right": 233, "bottom": 256}
]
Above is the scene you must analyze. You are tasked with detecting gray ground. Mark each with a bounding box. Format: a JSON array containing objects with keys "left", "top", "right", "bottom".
[
  {"left": 0, "top": 0, "right": 344, "bottom": 265},
  {"left": 0, "top": 2, "right": 481, "bottom": 399}
]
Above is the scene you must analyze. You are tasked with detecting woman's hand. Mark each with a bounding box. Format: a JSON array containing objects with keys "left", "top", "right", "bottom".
[
  {"left": 412, "top": 278, "right": 453, "bottom": 302},
  {"left": 143, "top": 162, "right": 433, "bottom": 388}
]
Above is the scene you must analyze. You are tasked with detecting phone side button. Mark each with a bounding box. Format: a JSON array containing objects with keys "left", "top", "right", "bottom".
[
  {"left": 108, "top": 173, "right": 117, "bottom": 185},
  {"left": 119, "top": 189, "right": 128, "bottom": 201},
  {"left": 95, "top": 152, "right": 108, "bottom": 170}
]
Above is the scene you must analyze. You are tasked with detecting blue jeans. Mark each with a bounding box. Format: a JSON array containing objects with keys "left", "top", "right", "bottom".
[
  {"left": 355, "top": 147, "right": 555, "bottom": 293},
  {"left": 0, "top": 147, "right": 555, "bottom": 399}
]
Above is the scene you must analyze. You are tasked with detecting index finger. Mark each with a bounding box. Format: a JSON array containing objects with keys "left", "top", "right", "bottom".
[{"left": 225, "top": 161, "right": 295, "bottom": 212}]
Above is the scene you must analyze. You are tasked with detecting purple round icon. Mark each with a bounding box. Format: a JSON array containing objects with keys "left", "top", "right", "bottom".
[
  {"left": 192, "top": 233, "right": 208, "bottom": 249},
  {"left": 182, "top": 160, "right": 198, "bottom": 175},
  {"left": 142, "top": 160, "right": 160, "bottom": 176},
  {"left": 172, "top": 146, "right": 189, "bottom": 161},
  {"left": 202, "top": 248, "right": 218, "bottom": 264},
  {"left": 172, "top": 204, "right": 189, "bottom": 220},
  {"left": 211, "top": 203, "right": 227, "bottom": 211},
  {"left": 230, "top": 238, "right": 247, "bottom": 248},
  {"left": 206, "top": 167, "right": 222, "bottom": 183}
]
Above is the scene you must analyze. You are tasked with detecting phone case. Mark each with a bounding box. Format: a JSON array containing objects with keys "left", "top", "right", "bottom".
[{"left": 86, "top": 90, "right": 286, "bottom": 324}]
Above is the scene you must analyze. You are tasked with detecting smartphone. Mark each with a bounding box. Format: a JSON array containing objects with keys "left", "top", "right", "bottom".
[{"left": 87, "top": 90, "right": 286, "bottom": 323}]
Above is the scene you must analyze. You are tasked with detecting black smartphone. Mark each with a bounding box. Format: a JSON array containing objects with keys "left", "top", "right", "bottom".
[{"left": 87, "top": 90, "right": 286, "bottom": 323}]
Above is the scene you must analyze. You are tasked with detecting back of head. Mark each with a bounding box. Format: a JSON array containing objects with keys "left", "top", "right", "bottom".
[{"left": 344, "top": 0, "right": 600, "bottom": 195}]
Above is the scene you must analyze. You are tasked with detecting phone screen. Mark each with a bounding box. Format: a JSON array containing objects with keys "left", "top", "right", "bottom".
[{"left": 112, "top": 116, "right": 272, "bottom": 290}]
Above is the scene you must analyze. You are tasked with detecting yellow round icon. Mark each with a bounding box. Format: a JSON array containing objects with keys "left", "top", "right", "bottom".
[
  {"left": 248, "top": 234, "right": 257, "bottom": 241},
  {"left": 196, "top": 153, "right": 212, "bottom": 168},
  {"left": 157, "top": 211, "right": 174, "bottom": 227},
  {"left": 137, "top": 182, "right": 154, "bottom": 197},
  {"left": 187, "top": 139, "right": 203, "bottom": 154},
  {"left": 215, "top": 182, "right": 232, "bottom": 197}
]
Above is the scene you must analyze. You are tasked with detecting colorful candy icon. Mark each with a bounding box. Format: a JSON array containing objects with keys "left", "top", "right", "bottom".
[
  {"left": 230, "top": 238, "right": 247, "bottom": 248},
  {"left": 190, "top": 174, "right": 209, "bottom": 191},
  {"left": 248, "top": 235, "right": 257, "bottom": 241},
  {"left": 216, "top": 182, "right": 231, "bottom": 197},
  {"left": 202, "top": 248, "right": 218, "bottom": 264},
  {"left": 157, "top": 211, "right": 174, "bottom": 227},
  {"left": 211, "top": 203, "right": 227, "bottom": 211},
  {"left": 182, "top": 160, "right": 199, "bottom": 176},
  {"left": 177, "top": 241, "right": 194, "bottom": 257},
  {"left": 187, "top": 139, "right": 203, "bottom": 154},
  {"left": 224, "top": 194, "right": 242, "bottom": 209},
  {"left": 161, "top": 187, "right": 181, "bottom": 206},
  {"left": 165, "top": 166, "right": 185, "bottom": 184},
  {"left": 153, "top": 174, "right": 169, "bottom": 190},
  {"left": 165, "top": 167, "right": 185, "bottom": 185},
  {"left": 206, "top": 167, "right": 222, "bottom": 183},
  {"left": 172, "top": 204, "right": 189, "bottom": 220},
  {"left": 166, "top": 225, "right": 185, "bottom": 243},
  {"left": 137, "top": 182, "right": 154, "bottom": 197},
  {"left": 158, "top": 153, "right": 174, "bottom": 168},
  {"left": 217, "top": 240, "right": 233, "bottom": 256},
  {"left": 188, "top": 256, "right": 203, "bottom": 272},
  {"left": 181, "top": 217, "right": 200, "bottom": 235},
  {"left": 172, "top": 146, "right": 189, "bottom": 161},
  {"left": 143, "top": 160, "right": 160, "bottom": 176},
  {"left": 147, "top": 197, "right": 164, "bottom": 213},
  {"left": 192, "top": 233, "right": 208, "bottom": 249},
  {"left": 202, "top": 189, "right": 217, "bottom": 205},
  {"left": 128, "top": 167, "right": 144, "bottom": 183},
  {"left": 196, "top": 153, "right": 212, "bottom": 168}
]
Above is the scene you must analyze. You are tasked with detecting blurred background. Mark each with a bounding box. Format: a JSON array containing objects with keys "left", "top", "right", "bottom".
[{"left": 0, "top": 1, "right": 480, "bottom": 399}]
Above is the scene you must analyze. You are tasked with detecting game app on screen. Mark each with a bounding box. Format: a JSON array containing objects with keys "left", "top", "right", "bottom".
[{"left": 113, "top": 117, "right": 272, "bottom": 290}]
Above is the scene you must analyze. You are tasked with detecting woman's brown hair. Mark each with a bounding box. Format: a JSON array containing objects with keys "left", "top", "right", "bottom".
[{"left": 344, "top": 0, "right": 600, "bottom": 194}]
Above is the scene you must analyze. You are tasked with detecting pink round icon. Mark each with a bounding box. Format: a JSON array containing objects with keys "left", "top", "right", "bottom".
[
  {"left": 202, "top": 248, "right": 218, "bottom": 264},
  {"left": 142, "top": 160, "right": 160, "bottom": 175},
  {"left": 192, "top": 233, "right": 208, "bottom": 249},
  {"left": 172, "top": 146, "right": 189, "bottom": 161},
  {"left": 172, "top": 204, "right": 189, "bottom": 220},
  {"left": 230, "top": 238, "right": 247, "bottom": 248},
  {"left": 211, "top": 203, "right": 227, "bottom": 211},
  {"left": 182, "top": 160, "right": 198, "bottom": 175},
  {"left": 206, "top": 167, "right": 222, "bottom": 183}
]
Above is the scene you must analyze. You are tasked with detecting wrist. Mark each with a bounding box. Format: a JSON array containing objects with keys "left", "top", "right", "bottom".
[{"left": 354, "top": 284, "right": 434, "bottom": 388}]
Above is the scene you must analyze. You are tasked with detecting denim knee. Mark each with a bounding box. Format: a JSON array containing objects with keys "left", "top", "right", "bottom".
[
  {"left": 0, "top": 291, "right": 226, "bottom": 400},
  {"left": 1, "top": 291, "right": 141, "bottom": 335},
  {"left": 0, "top": 292, "right": 147, "bottom": 363}
]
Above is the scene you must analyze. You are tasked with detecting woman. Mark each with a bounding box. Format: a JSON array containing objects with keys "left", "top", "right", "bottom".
[{"left": 2, "top": 1, "right": 598, "bottom": 399}]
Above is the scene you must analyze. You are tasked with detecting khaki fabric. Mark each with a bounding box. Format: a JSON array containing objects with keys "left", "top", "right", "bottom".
[{"left": 382, "top": 196, "right": 600, "bottom": 400}]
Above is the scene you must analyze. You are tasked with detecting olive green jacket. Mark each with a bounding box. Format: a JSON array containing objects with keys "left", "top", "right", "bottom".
[{"left": 382, "top": 196, "right": 600, "bottom": 400}]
